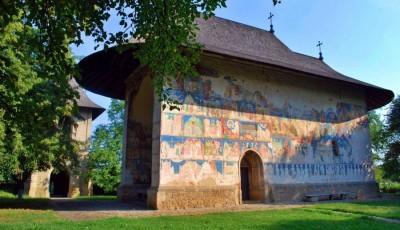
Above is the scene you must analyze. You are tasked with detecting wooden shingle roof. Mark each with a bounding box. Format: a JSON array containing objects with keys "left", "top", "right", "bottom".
[
  {"left": 70, "top": 78, "right": 105, "bottom": 120},
  {"left": 78, "top": 16, "right": 393, "bottom": 110}
]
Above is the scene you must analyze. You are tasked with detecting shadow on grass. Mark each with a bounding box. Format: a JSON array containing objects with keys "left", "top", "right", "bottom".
[
  {"left": 238, "top": 218, "right": 396, "bottom": 230},
  {"left": 74, "top": 195, "right": 117, "bottom": 201},
  {"left": 0, "top": 196, "right": 147, "bottom": 212},
  {"left": 350, "top": 199, "right": 400, "bottom": 207},
  {"left": 50, "top": 198, "right": 148, "bottom": 211},
  {"left": 314, "top": 198, "right": 400, "bottom": 220},
  {"left": 0, "top": 198, "right": 52, "bottom": 210},
  {"left": 1, "top": 208, "right": 397, "bottom": 230}
]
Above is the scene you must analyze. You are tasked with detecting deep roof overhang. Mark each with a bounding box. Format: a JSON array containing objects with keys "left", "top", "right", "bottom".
[
  {"left": 78, "top": 45, "right": 140, "bottom": 100},
  {"left": 78, "top": 46, "right": 393, "bottom": 111},
  {"left": 78, "top": 16, "right": 393, "bottom": 111}
]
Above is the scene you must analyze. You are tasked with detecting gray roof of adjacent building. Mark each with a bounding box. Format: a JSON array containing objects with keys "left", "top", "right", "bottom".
[{"left": 70, "top": 78, "right": 105, "bottom": 120}]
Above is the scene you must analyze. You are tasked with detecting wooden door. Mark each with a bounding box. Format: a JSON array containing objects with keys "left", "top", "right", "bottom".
[{"left": 241, "top": 167, "right": 250, "bottom": 200}]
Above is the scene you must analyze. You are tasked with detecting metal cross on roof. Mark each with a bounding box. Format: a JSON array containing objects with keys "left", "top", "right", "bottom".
[
  {"left": 268, "top": 12, "right": 275, "bottom": 34},
  {"left": 317, "top": 41, "right": 324, "bottom": 61}
]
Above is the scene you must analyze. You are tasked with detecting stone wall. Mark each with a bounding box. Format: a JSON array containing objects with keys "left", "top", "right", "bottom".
[
  {"left": 148, "top": 186, "right": 239, "bottom": 210},
  {"left": 25, "top": 109, "right": 94, "bottom": 198},
  {"left": 25, "top": 170, "right": 51, "bottom": 198},
  {"left": 70, "top": 109, "right": 93, "bottom": 197}
]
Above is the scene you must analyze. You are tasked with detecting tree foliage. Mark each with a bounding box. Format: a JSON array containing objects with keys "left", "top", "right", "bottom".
[
  {"left": 368, "top": 111, "right": 388, "bottom": 164},
  {"left": 1, "top": 0, "right": 281, "bottom": 190},
  {"left": 382, "top": 142, "right": 400, "bottom": 182},
  {"left": 0, "top": 13, "right": 78, "bottom": 187},
  {"left": 387, "top": 96, "right": 400, "bottom": 136},
  {"left": 88, "top": 100, "right": 124, "bottom": 193},
  {"left": 2, "top": 1, "right": 230, "bottom": 104},
  {"left": 382, "top": 96, "right": 400, "bottom": 181}
]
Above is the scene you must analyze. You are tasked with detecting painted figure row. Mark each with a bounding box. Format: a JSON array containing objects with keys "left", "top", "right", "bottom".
[
  {"left": 159, "top": 159, "right": 373, "bottom": 186},
  {"left": 164, "top": 76, "right": 365, "bottom": 123}
]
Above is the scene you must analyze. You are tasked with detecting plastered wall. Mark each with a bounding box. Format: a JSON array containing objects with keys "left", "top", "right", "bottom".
[{"left": 25, "top": 109, "right": 94, "bottom": 198}]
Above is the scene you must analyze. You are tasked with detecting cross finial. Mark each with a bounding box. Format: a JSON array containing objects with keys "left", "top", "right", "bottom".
[
  {"left": 317, "top": 41, "right": 323, "bottom": 61},
  {"left": 268, "top": 12, "right": 275, "bottom": 34}
]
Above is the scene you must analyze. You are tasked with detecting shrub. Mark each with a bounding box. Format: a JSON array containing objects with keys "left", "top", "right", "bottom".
[
  {"left": 0, "top": 190, "right": 16, "bottom": 199},
  {"left": 379, "top": 181, "right": 400, "bottom": 193}
]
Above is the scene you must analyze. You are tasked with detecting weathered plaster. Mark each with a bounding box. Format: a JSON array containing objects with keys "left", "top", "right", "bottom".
[
  {"left": 120, "top": 55, "right": 378, "bottom": 209},
  {"left": 153, "top": 55, "right": 376, "bottom": 208}
]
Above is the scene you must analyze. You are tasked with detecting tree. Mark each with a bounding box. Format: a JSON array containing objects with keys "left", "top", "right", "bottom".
[
  {"left": 88, "top": 100, "right": 124, "bottom": 193},
  {"left": 1, "top": 1, "right": 280, "bottom": 195},
  {"left": 382, "top": 142, "right": 400, "bottom": 182},
  {"left": 368, "top": 111, "right": 388, "bottom": 165},
  {"left": 2, "top": 1, "right": 229, "bottom": 105},
  {"left": 1, "top": 1, "right": 229, "bottom": 193},
  {"left": 387, "top": 96, "right": 400, "bottom": 137},
  {"left": 382, "top": 96, "right": 400, "bottom": 182},
  {"left": 0, "top": 14, "right": 79, "bottom": 197}
]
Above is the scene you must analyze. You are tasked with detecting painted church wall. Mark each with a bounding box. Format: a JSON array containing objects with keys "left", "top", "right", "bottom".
[
  {"left": 158, "top": 57, "right": 373, "bottom": 188},
  {"left": 124, "top": 76, "right": 154, "bottom": 191}
]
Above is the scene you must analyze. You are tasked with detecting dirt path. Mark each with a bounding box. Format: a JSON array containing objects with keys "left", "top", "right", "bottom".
[{"left": 51, "top": 199, "right": 307, "bottom": 221}]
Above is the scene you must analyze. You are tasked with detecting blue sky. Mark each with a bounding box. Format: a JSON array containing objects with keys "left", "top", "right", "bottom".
[{"left": 72, "top": 0, "right": 400, "bottom": 130}]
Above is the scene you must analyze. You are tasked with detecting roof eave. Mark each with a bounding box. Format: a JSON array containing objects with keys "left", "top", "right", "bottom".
[{"left": 78, "top": 44, "right": 393, "bottom": 111}]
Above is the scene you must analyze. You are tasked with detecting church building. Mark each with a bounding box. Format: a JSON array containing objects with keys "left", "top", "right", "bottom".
[{"left": 78, "top": 17, "right": 393, "bottom": 209}]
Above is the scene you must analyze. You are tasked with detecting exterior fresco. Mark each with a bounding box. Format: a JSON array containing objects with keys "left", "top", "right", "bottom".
[{"left": 159, "top": 73, "right": 373, "bottom": 188}]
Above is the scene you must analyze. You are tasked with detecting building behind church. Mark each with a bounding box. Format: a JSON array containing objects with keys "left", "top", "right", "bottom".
[
  {"left": 78, "top": 17, "right": 393, "bottom": 209},
  {"left": 24, "top": 79, "right": 104, "bottom": 198}
]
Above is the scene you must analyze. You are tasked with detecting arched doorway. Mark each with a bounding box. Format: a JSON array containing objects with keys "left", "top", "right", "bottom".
[
  {"left": 240, "top": 151, "right": 265, "bottom": 202},
  {"left": 49, "top": 170, "right": 69, "bottom": 197}
]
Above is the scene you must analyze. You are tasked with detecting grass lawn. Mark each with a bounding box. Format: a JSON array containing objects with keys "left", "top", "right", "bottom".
[
  {"left": 74, "top": 195, "right": 117, "bottom": 201},
  {"left": 1, "top": 189, "right": 399, "bottom": 229},
  {"left": 0, "top": 190, "right": 116, "bottom": 210},
  {"left": 0, "top": 207, "right": 398, "bottom": 230},
  {"left": 0, "top": 197, "right": 51, "bottom": 210},
  {"left": 0, "top": 190, "right": 16, "bottom": 199},
  {"left": 315, "top": 199, "right": 400, "bottom": 219}
]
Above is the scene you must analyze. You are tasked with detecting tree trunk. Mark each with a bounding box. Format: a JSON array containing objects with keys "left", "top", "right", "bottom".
[
  {"left": 16, "top": 171, "right": 30, "bottom": 200},
  {"left": 17, "top": 188, "right": 24, "bottom": 200}
]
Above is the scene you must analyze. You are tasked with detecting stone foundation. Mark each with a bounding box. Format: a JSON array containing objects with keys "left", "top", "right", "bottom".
[
  {"left": 121, "top": 182, "right": 379, "bottom": 209},
  {"left": 269, "top": 181, "right": 380, "bottom": 202},
  {"left": 147, "top": 186, "right": 239, "bottom": 210},
  {"left": 118, "top": 184, "right": 149, "bottom": 202}
]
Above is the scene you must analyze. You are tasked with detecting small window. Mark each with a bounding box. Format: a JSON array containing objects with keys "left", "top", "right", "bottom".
[{"left": 332, "top": 140, "right": 339, "bottom": 156}]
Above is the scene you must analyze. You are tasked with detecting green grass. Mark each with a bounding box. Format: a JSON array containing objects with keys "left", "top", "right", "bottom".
[
  {"left": 0, "top": 190, "right": 51, "bottom": 209},
  {"left": 0, "top": 190, "right": 16, "bottom": 199},
  {"left": 0, "top": 208, "right": 398, "bottom": 230},
  {"left": 74, "top": 195, "right": 117, "bottom": 201},
  {"left": 1, "top": 194, "right": 400, "bottom": 229},
  {"left": 0, "top": 209, "right": 60, "bottom": 224},
  {"left": 315, "top": 200, "right": 400, "bottom": 219}
]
